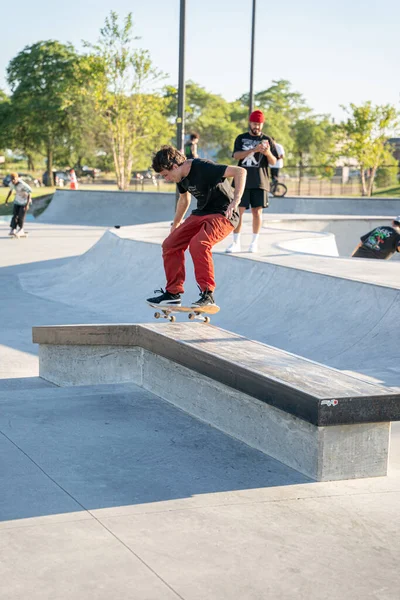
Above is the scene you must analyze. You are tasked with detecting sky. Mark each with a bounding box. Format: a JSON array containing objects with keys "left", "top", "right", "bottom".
[{"left": 1, "top": 0, "right": 399, "bottom": 122}]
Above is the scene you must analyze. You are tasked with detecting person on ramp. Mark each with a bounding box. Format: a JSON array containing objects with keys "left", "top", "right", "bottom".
[
  {"left": 351, "top": 218, "right": 400, "bottom": 259},
  {"left": 147, "top": 145, "right": 247, "bottom": 308},
  {"left": 5, "top": 173, "right": 32, "bottom": 237}
]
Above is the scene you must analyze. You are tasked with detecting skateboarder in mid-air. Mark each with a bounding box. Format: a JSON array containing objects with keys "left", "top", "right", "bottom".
[
  {"left": 351, "top": 217, "right": 400, "bottom": 259},
  {"left": 147, "top": 145, "right": 247, "bottom": 308}
]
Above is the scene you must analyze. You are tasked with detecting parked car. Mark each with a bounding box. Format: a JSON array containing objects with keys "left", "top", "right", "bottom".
[
  {"left": 42, "top": 170, "right": 71, "bottom": 186},
  {"left": 132, "top": 170, "right": 157, "bottom": 185},
  {"left": 2, "top": 173, "right": 41, "bottom": 187},
  {"left": 73, "top": 165, "right": 100, "bottom": 180}
]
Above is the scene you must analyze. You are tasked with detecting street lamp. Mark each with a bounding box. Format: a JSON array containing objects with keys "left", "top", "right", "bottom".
[
  {"left": 249, "top": 0, "right": 256, "bottom": 115},
  {"left": 176, "top": 0, "right": 186, "bottom": 153}
]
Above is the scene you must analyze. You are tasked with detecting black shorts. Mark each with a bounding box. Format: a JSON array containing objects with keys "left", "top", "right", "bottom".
[{"left": 239, "top": 189, "right": 269, "bottom": 209}]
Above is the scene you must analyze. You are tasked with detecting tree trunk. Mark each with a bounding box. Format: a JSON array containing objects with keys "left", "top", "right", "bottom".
[
  {"left": 126, "top": 154, "right": 134, "bottom": 191},
  {"left": 47, "top": 147, "right": 54, "bottom": 187},
  {"left": 27, "top": 153, "right": 35, "bottom": 171},
  {"left": 367, "top": 166, "right": 378, "bottom": 197},
  {"left": 360, "top": 166, "right": 367, "bottom": 196}
]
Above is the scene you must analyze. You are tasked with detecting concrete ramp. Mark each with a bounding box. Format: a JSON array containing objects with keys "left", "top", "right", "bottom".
[
  {"left": 19, "top": 229, "right": 400, "bottom": 388},
  {"left": 268, "top": 196, "right": 400, "bottom": 215},
  {"left": 38, "top": 190, "right": 400, "bottom": 228},
  {"left": 38, "top": 189, "right": 187, "bottom": 226}
]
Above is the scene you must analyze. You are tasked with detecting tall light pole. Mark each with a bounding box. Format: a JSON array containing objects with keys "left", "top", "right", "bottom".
[
  {"left": 249, "top": 0, "right": 256, "bottom": 115},
  {"left": 176, "top": 0, "right": 186, "bottom": 153}
]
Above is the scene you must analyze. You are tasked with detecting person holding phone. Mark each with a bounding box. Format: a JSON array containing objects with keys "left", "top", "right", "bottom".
[{"left": 226, "top": 110, "right": 279, "bottom": 253}]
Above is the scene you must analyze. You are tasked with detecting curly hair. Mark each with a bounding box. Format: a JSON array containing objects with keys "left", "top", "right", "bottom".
[{"left": 152, "top": 145, "right": 186, "bottom": 173}]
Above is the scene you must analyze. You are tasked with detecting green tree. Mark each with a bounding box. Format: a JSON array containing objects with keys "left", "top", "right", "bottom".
[
  {"left": 374, "top": 152, "right": 398, "bottom": 190},
  {"left": 164, "top": 81, "right": 246, "bottom": 163},
  {"left": 0, "top": 90, "right": 11, "bottom": 154},
  {"left": 240, "top": 80, "right": 313, "bottom": 156},
  {"left": 7, "top": 41, "right": 81, "bottom": 185},
  {"left": 291, "top": 116, "right": 334, "bottom": 194},
  {"left": 0, "top": 94, "right": 44, "bottom": 171},
  {"left": 337, "top": 102, "right": 399, "bottom": 196},
  {"left": 82, "top": 12, "right": 172, "bottom": 190}
]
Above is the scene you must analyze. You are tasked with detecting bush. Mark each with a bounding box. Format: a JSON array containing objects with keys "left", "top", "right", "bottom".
[{"left": 374, "top": 165, "right": 398, "bottom": 189}]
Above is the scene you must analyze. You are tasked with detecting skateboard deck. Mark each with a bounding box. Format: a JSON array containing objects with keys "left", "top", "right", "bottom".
[
  {"left": 11, "top": 232, "right": 28, "bottom": 238},
  {"left": 147, "top": 303, "right": 220, "bottom": 323}
]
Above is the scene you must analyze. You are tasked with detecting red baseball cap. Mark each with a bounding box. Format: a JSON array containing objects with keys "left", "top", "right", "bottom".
[{"left": 249, "top": 110, "right": 265, "bottom": 123}]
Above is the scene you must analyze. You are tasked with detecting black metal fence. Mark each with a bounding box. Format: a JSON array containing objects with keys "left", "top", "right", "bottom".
[{"left": 278, "top": 165, "right": 399, "bottom": 197}]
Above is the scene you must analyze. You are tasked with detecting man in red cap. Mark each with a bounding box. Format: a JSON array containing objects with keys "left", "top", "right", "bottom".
[{"left": 226, "top": 110, "right": 278, "bottom": 253}]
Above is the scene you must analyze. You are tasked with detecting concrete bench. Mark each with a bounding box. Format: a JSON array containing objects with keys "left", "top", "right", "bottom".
[{"left": 32, "top": 323, "right": 400, "bottom": 481}]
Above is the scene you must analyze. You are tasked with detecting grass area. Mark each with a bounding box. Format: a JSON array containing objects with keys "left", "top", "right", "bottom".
[
  {"left": 372, "top": 186, "right": 400, "bottom": 198},
  {"left": 0, "top": 186, "right": 55, "bottom": 215}
]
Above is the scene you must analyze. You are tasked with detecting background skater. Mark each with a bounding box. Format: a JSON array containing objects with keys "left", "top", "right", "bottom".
[
  {"left": 4, "top": 173, "right": 32, "bottom": 237},
  {"left": 147, "top": 145, "right": 246, "bottom": 308},
  {"left": 351, "top": 218, "right": 400, "bottom": 259}
]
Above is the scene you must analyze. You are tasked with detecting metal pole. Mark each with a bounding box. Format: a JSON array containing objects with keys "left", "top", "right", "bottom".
[
  {"left": 176, "top": 0, "right": 186, "bottom": 153},
  {"left": 175, "top": 0, "right": 186, "bottom": 209},
  {"left": 249, "top": 0, "right": 256, "bottom": 115}
]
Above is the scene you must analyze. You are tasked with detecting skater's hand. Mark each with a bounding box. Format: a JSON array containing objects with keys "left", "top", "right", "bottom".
[
  {"left": 225, "top": 200, "right": 238, "bottom": 220},
  {"left": 170, "top": 221, "right": 182, "bottom": 233}
]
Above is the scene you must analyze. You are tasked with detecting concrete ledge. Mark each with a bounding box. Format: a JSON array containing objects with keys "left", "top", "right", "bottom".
[
  {"left": 33, "top": 323, "right": 400, "bottom": 427},
  {"left": 33, "top": 323, "right": 400, "bottom": 481}
]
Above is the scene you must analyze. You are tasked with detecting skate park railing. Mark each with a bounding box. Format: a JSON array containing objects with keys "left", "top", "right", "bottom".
[{"left": 32, "top": 323, "right": 400, "bottom": 482}]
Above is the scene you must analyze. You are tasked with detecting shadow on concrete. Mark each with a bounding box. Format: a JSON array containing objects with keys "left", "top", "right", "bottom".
[{"left": 0, "top": 383, "right": 311, "bottom": 522}]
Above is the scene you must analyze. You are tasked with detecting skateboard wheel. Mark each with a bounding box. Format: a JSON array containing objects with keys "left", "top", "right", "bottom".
[
  {"left": 154, "top": 312, "right": 161, "bottom": 319},
  {"left": 169, "top": 315, "right": 176, "bottom": 322},
  {"left": 188, "top": 313, "right": 195, "bottom": 320},
  {"left": 204, "top": 316, "right": 210, "bottom": 324}
]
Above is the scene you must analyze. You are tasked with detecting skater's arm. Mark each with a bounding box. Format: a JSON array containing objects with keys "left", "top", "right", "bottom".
[
  {"left": 4, "top": 190, "right": 12, "bottom": 204},
  {"left": 171, "top": 192, "right": 191, "bottom": 231},
  {"left": 223, "top": 166, "right": 247, "bottom": 219},
  {"left": 351, "top": 242, "right": 362, "bottom": 256},
  {"left": 24, "top": 194, "right": 32, "bottom": 211}
]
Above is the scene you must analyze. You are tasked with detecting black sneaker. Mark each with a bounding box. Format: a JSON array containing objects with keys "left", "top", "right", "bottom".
[
  {"left": 147, "top": 288, "right": 181, "bottom": 306},
  {"left": 191, "top": 289, "right": 216, "bottom": 308}
]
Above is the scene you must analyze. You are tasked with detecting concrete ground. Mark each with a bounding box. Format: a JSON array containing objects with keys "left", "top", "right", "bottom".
[{"left": 1, "top": 206, "right": 400, "bottom": 599}]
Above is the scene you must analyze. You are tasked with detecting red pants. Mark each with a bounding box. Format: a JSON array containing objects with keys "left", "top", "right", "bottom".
[{"left": 162, "top": 214, "right": 234, "bottom": 294}]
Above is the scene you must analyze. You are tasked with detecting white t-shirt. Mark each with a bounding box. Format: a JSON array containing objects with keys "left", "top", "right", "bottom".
[
  {"left": 269, "top": 142, "right": 285, "bottom": 169},
  {"left": 9, "top": 179, "right": 32, "bottom": 206}
]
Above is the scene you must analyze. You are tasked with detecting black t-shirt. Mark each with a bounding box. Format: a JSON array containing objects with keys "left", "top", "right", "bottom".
[
  {"left": 233, "top": 132, "right": 279, "bottom": 190},
  {"left": 354, "top": 226, "right": 400, "bottom": 259},
  {"left": 177, "top": 159, "right": 238, "bottom": 226},
  {"left": 185, "top": 141, "right": 197, "bottom": 159}
]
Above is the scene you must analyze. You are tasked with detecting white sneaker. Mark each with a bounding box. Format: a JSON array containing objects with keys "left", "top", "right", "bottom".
[
  {"left": 225, "top": 242, "right": 241, "bottom": 253},
  {"left": 9, "top": 228, "right": 16, "bottom": 236},
  {"left": 249, "top": 241, "right": 259, "bottom": 253}
]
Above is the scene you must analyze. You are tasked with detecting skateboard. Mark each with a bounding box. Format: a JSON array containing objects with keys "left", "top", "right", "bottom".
[
  {"left": 11, "top": 232, "right": 28, "bottom": 238},
  {"left": 147, "top": 303, "right": 220, "bottom": 323}
]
